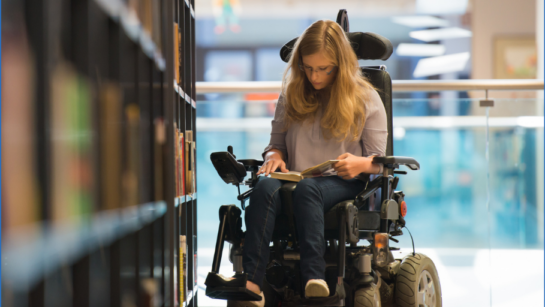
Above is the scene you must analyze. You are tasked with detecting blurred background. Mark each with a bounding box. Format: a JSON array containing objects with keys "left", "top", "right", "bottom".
[{"left": 194, "top": 0, "right": 544, "bottom": 306}]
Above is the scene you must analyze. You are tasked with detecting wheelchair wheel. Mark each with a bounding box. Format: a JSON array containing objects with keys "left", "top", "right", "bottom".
[
  {"left": 354, "top": 283, "right": 381, "bottom": 307},
  {"left": 394, "top": 253, "right": 442, "bottom": 307}
]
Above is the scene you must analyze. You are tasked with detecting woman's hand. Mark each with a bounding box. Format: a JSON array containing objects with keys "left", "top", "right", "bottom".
[
  {"left": 257, "top": 149, "right": 289, "bottom": 176},
  {"left": 334, "top": 153, "right": 379, "bottom": 179}
]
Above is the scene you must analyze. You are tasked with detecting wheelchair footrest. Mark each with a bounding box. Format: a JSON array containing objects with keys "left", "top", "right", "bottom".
[
  {"left": 206, "top": 286, "right": 262, "bottom": 301},
  {"left": 205, "top": 272, "right": 262, "bottom": 301}
]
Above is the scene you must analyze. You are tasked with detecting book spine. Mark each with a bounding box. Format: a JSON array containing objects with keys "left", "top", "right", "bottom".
[
  {"left": 180, "top": 235, "right": 187, "bottom": 302},
  {"left": 179, "top": 132, "right": 185, "bottom": 196},
  {"left": 174, "top": 125, "right": 179, "bottom": 197},
  {"left": 2, "top": 30, "right": 40, "bottom": 230},
  {"left": 100, "top": 83, "right": 122, "bottom": 210},
  {"left": 192, "top": 140, "right": 196, "bottom": 194},
  {"left": 123, "top": 104, "right": 140, "bottom": 208},
  {"left": 193, "top": 235, "right": 197, "bottom": 286},
  {"left": 154, "top": 118, "right": 165, "bottom": 201},
  {"left": 181, "top": 133, "right": 185, "bottom": 196},
  {"left": 51, "top": 63, "right": 94, "bottom": 221},
  {"left": 174, "top": 23, "right": 180, "bottom": 84},
  {"left": 185, "top": 131, "right": 192, "bottom": 194}
]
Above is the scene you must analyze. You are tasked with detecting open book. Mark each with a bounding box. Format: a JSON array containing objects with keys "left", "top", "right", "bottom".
[{"left": 270, "top": 160, "right": 339, "bottom": 182}]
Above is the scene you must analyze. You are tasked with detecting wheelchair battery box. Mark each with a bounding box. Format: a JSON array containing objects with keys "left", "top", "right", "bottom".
[{"left": 211, "top": 152, "right": 247, "bottom": 185}]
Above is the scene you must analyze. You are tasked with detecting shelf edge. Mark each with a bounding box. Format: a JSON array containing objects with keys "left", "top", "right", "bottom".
[{"left": 2, "top": 201, "right": 167, "bottom": 290}]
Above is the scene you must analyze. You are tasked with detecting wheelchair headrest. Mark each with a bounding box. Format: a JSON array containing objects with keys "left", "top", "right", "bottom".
[{"left": 280, "top": 32, "right": 394, "bottom": 63}]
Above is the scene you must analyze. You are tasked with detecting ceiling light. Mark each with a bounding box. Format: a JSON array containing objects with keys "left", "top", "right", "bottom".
[
  {"left": 392, "top": 16, "right": 449, "bottom": 28},
  {"left": 396, "top": 43, "right": 446, "bottom": 57},
  {"left": 416, "top": 0, "right": 469, "bottom": 15},
  {"left": 410, "top": 27, "right": 472, "bottom": 42},
  {"left": 413, "top": 52, "right": 470, "bottom": 78}
]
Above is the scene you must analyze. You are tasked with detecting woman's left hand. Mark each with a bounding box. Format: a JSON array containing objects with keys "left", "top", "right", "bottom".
[{"left": 334, "top": 153, "right": 375, "bottom": 179}]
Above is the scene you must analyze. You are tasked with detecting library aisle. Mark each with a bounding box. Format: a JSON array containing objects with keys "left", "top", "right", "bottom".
[{"left": 2, "top": 0, "right": 197, "bottom": 306}]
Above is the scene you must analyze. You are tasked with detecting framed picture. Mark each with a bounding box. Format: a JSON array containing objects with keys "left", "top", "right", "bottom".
[{"left": 494, "top": 36, "right": 537, "bottom": 79}]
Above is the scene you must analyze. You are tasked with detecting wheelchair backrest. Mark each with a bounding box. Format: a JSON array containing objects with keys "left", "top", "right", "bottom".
[{"left": 360, "top": 66, "right": 393, "bottom": 156}]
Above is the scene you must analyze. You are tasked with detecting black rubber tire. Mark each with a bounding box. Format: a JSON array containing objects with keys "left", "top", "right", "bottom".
[
  {"left": 394, "top": 253, "right": 442, "bottom": 307},
  {"left": 354, "top": 284, "right": 381, "bottom": 307}
]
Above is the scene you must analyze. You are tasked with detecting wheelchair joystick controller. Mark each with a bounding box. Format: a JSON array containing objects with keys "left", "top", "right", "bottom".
[{"left": 228, "top": 145, "right": 235, "bottom": 158}]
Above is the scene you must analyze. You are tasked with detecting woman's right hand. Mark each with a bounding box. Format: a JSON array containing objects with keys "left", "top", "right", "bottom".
[{"left": 257, "top": 150, "right": 289, "bottom": 176}]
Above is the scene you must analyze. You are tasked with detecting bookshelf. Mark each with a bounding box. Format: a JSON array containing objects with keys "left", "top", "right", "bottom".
[{"left": 1, "top": 0, "right": 197, "bottom": 306}]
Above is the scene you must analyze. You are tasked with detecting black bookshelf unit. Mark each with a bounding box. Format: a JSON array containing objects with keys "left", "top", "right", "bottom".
[{"left": 1, "top": 0, "right": 197, "bottom": 306}]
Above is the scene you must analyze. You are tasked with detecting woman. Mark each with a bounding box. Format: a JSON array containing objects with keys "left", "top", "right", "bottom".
[{"left": 230, "top": 19, "right": 387, "bottom": 307}]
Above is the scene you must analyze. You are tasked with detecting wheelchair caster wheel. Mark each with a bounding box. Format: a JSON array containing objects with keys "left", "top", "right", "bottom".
[{"left": 354, "top": 283, "right": 381, "bottom": 307}]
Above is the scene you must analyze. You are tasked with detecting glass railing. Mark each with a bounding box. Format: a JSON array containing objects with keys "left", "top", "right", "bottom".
[{"left": 194, "top": 82, "right": 544, "bottom": 307}]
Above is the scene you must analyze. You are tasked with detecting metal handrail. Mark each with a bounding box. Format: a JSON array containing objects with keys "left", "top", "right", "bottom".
[{"left": 196, "top": 79, "right": 544, "bottom": 94}]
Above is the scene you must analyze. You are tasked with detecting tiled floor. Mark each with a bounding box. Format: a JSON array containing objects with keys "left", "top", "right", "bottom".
[{"left": 196, "top": 247, "right": 544, "bottom": 307}]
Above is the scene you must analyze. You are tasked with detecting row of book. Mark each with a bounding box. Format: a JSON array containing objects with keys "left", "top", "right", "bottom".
[
  {"left": 177, "top": 235, "right": 197, "bottom": 305},
  {"left": 2, "top": 57, "right": 171, "bottom": 231},
  {"left": 178, "top": 235, "right": 187, "bottom": 305},
  {"left": 174, "top": 20, "right": 193, "bottom": 89},
  {"left": 175, "top": 128, "right": 196, "bottom": 197},
  {"left": 127, "top": 0, "right": 163, "bottom": 52},
  {"left": 174, "top": 23, "right": 182, "bottom": 85}
]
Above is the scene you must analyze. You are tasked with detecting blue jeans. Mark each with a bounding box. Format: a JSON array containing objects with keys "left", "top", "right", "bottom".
[{"left": 242, "top": 176, "right": 365, "bottom": 289}]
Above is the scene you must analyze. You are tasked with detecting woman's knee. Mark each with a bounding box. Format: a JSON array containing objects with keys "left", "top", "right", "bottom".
[
  {"left": 293, "top": 179, "right": 321, "bottom": 199},
  {"left": 246, "top": 177, "right": 282, "bottom": 216},
  {"left": 292, "top": 179, "right": 324, "bottom": 214},
  {"left": 253, "top": 176, "right": 283, "bottom": 195}
]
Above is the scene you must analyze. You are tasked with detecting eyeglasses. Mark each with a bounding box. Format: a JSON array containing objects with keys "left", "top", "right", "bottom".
[{"left": 298, "top": 63, "right": 337, "bottom": 76}]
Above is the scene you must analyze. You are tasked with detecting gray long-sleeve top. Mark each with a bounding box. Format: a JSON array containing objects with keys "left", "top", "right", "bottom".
[{"left": 263, "top": 89, "right": 388, "bottom": 176}]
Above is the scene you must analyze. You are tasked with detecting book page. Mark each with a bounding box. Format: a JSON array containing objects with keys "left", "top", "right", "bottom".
[
  {"left": 270, "top": 171, "right": 303, "bottom": 182},
  {"left": 301, "top": 160, "right": 339, "bottom": 177},
  {"left": 270, "top": 171, "right": 302, "bottom": 178}
]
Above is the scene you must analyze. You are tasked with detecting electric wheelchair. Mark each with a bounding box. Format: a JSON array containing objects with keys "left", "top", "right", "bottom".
[{"left": 205, "top": 10, "right": 442, "bottom": 307}]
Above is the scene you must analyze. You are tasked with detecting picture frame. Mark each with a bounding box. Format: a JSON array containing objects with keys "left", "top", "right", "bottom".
[{"left": 494, "top": 36, "right": 537, "bottom": 79}]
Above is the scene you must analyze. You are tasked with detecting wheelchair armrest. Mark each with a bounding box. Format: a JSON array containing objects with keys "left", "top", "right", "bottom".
[
  {"left": 354, "top": 176, "right": 382, "bottom": 207},
  {"left": 372, "top": 156, "right": 420, "bottom": 171}
]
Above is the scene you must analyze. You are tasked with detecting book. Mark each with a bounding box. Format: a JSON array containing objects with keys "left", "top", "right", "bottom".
[
  {"left": 180, "top": 235, "right": 187, "bottom": 302},
  {"left": 191, "top": 139, "right": 196, "bottom": 194},
  {"left": 51, "top": 63, "right": 94, "bottom": 221},
  {"left": 179, "top": 132, "right": 185, "bottom": 196},
  {"left": 151, "top": 0, "right": 162, "bottom": 51},
  {"left": 174, "top": 23, "right": 180, "bottom": 84},
  {"left": 174, "top": 125, "right": 180, "bottom": 197},
  {"left": 100, "top": 82, "right": 122, "bottom": 210},
  {"left": 2, "top": 29, "right": 40, "bottom": 231},
  {"left": 193, "top": 235, "right": 198, "bottom": 285},
  {"left": 123, "top": 104, "right": 140, "bottom": 208},
  {"left": 154, "top": 118, "right": 165, "bottom": 201},
  {"left": 141, "top": 0, "right": 153, "bottom": 36},
  {"left": 270, "top": 160, "right": 340, "bottom": 182},
  {"left": 185, "top": 130, "right": 194, "bottom": 194}
]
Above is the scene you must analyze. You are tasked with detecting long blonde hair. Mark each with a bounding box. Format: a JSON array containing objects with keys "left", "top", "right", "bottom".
[{"left": 281, "top": 20, "right": 375, "bottom": 141}]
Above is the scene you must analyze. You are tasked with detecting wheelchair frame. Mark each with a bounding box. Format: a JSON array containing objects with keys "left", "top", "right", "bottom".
[{"left": 205, "top": 143, "right": 420, "bottom": 307}]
